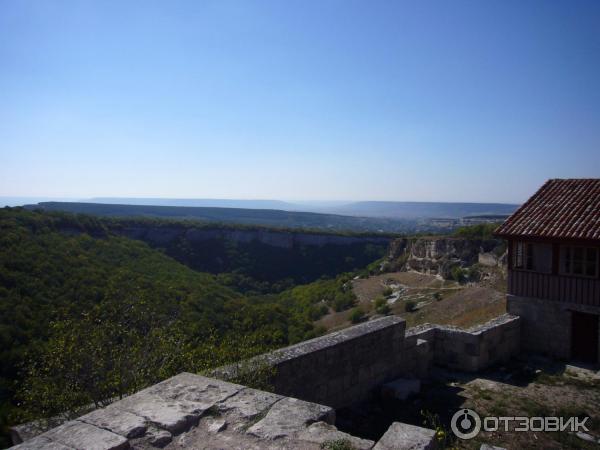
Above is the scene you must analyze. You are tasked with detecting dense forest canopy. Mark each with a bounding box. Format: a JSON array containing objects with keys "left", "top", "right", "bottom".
[{"left": 0, "top": 208, "right": 384, "bottom": 446}]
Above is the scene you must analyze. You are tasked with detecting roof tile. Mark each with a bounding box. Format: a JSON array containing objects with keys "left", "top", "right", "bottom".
[{"left": 495, "top": 179, "right": 600, "bottom": 241}]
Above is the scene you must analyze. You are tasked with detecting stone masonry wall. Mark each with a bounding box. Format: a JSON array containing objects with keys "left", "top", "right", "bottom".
[
  {"left": 402, "top": 314, "right": 520, "bottom": 373},
  {"left": 507, "top": 294, "right": 600, "bottom": 361},
  {"left": 507, "top": 295, "right": 571, "bottom": 359},
  {"left": 401, "top": 326, "right": 435, "bottom": 378},
  {"left": 214, "top": 314, "right": 521, "bottom": 410},
  {"left": 430, "top": 314, "right": 520, "bottom": 371},
  {"left": 264, "top": 316, "right": 406, "bottom": 408}
]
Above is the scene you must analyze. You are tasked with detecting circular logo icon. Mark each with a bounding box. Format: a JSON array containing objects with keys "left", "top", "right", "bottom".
[{"left": 451, "top": 408, "right": 481, "bottom": 439}]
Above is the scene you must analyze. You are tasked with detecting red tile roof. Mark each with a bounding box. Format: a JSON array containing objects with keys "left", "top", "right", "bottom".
[{"left": 495, "top": 179, "right": 600, "bottom": 241}]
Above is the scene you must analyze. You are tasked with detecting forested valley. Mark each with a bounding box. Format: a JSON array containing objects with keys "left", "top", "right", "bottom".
[{"left": 0, "top": 208, "right": 390, "bottom": 446}]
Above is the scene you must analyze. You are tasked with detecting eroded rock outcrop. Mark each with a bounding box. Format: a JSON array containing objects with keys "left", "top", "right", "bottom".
[{"left": 385, "top": 237, "right": 505, "bottom": 278}]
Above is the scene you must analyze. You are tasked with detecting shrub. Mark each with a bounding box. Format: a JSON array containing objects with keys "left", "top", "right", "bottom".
[
  {"left": 373, "top": 296, "right": 387, "bottom": 308},
  {"left": 404, "top": 300, "right": 417, "bottom": 312},
  {"left": 321, "top": 438, "right": 356, "bottom": 450},
  {"left": 433, "top": 292, "right": 442, "bottom": 301},
  {"left": 374, "top": 296, "right": 390, "bottom": 315},
  {"left": 349, "top": 308, "right": 365, "bottom": 324},
  {"left": 451, "top": 266, "right": 466, "bottom": 283},
  {"left": 376, "top": 303, "right": 391, "bottom": 315},
  {"left": 333, "top": 293, "right": 356, "bottom": 312},
  {"left": 382, "top": 286, "right": 393, "bottom": 297},
  {"left": 309, "top": 304, "right": 329, "bottom": 321}
]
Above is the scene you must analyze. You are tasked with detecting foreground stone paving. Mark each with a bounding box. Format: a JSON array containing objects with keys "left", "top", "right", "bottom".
[
  {"left": 10, "top": 373, "right": 377, "bottom": 450},
  {"left": 11, "top": 371, "right": 441, "bottom": 449}
]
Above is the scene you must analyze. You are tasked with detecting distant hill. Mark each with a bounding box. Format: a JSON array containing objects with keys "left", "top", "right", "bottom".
[
  {"left": 26, "top": 202, "right": 413, "bottom": 233},
  {"left": 327, "top": 201, "right": 519, "bottom": 219},
  {"left": 0, "top": 196, "right": 74, "bottom": 207},
  {"left": 89, "top": 197, "right": 300, "bottom": 210},
  {"left": 85, "top": 198, "right": 519, "bottom": 219}
]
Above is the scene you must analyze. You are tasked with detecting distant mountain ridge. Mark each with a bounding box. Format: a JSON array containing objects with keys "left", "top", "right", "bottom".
[
  {"left": 25, "top": 200, "right": 518, "bottom": 233},
  {"left": 89, "top": 197, "right": 300, "bottom": 210},
  {"left": 73, "top": 198, "right": 518, "bottom": 219},
  {"left": 26, "top": 202, "right": 412, "bottom": 233},
  {"left": 326, "top": 201, "right": 518, "bottom": 219}
]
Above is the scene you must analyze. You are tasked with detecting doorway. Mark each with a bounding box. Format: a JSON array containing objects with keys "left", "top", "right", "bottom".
[{"left": 571, "top": 311, "right": 599, "bottom": 364}]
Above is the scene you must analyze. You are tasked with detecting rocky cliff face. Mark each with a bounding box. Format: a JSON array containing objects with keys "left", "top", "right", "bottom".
[
  {"left": 97, "top": 223, "right": 393, "bottom": 285},
  {"left": 117, "top": 225, "right": 391, "bottom": 249},
  {"left": 386, "top": 237, "right": 505, "bottom": 278}
]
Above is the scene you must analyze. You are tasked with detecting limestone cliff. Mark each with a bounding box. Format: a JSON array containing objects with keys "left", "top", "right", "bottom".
[
  {"left": 116, "top": 224, "right": 391, "bottom": 249},
  {"left": 101, "top": 223, "right": 392, "bottom": 285},
  {"left": 385, "top": 236, "right": 506, "bottom": 278}
]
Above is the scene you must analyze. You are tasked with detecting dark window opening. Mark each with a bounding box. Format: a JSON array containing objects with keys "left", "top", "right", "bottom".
[{"left": 561, "top": 246, "right": 598, "bottom": 278}]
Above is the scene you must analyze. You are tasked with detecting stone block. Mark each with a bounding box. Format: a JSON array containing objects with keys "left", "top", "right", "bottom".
[
  {"left": 218, "top": 387, "right": 282, "bottom": 420},
  {"left": 43, "top": 421, "right": 129, "bottom": 450},
  {"left": 246, "top": 397, "right": 334, "bottom": 440},
  {"left": 114, "top": 390, "right": 199, "bottom": 434},
  {"left": 374, "top": 422, "right": 436, "bottom": 450},
  {"left": 116, "top": 372, "right": 243, "bottom": 434},
  {"left": 10, "top": 436, "right": 74, "bottom": 450},
  {"left": 78, "top": 405, "right": 147, "bottom": 438},
  {"left": 298, "top": 421, "right": 375, "bottom": 450}
]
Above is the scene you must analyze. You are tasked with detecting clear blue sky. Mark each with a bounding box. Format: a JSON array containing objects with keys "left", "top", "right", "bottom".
[{"left": 1, "top": 0, "right": 599, "bottom": 203}]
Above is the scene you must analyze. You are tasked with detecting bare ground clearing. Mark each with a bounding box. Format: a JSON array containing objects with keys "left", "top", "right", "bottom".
[{"left": 315, "top": 271, "right": 506, "bottom": 332}]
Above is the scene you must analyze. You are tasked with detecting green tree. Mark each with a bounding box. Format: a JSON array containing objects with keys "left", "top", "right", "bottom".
[
  {"left": 373, "top": 296, "right": 391, "bottom": 315},
  {"left": 15, "top": 287, "right": 194, "bottom": 422},
  {"left": 349, "top": 308, "right": 365, "bottom": 324}
]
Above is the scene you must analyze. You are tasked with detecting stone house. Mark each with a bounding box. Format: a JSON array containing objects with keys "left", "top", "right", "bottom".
[{"left": 495, "top": 178, "right": 600, "bottom": 364}]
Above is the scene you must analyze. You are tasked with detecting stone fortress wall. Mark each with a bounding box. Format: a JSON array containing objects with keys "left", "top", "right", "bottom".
[
  {"left": 10, "top": 314, "right": 521, "bottom": 449},
  {"left": 258, "top": 313, "right": 520, "bottom": 409}
]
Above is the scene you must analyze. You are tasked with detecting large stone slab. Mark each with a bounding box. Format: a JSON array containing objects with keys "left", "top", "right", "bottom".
[
  {"left": 11, "top": 436, "right": 74, "bottom": 450},
  {"left": 43, "top": 420, "right": 129, "bottom": 450},
  {"left": 115, "top": 372, "right": 243, "bottom": 434},
  {"left": 374, "top": 422, "right": 435, "bottom": 450},
  {"left": 147, "top": 372, "right": 244, "bottom": 410},
  {"left": 113, "top": 390, "right": 198, "bottom": 435},
  {"left": 247, "top": 397, "right": 335, "bottom": 440},
  {"left": 298, "top": 421, "right": 375, "bottom": 450},
  {"left": 79, "top": 405, "right": 147, "bottom": 438},
  {"left": 218, "top": 387, "right": 283, "bottom": 419}
]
